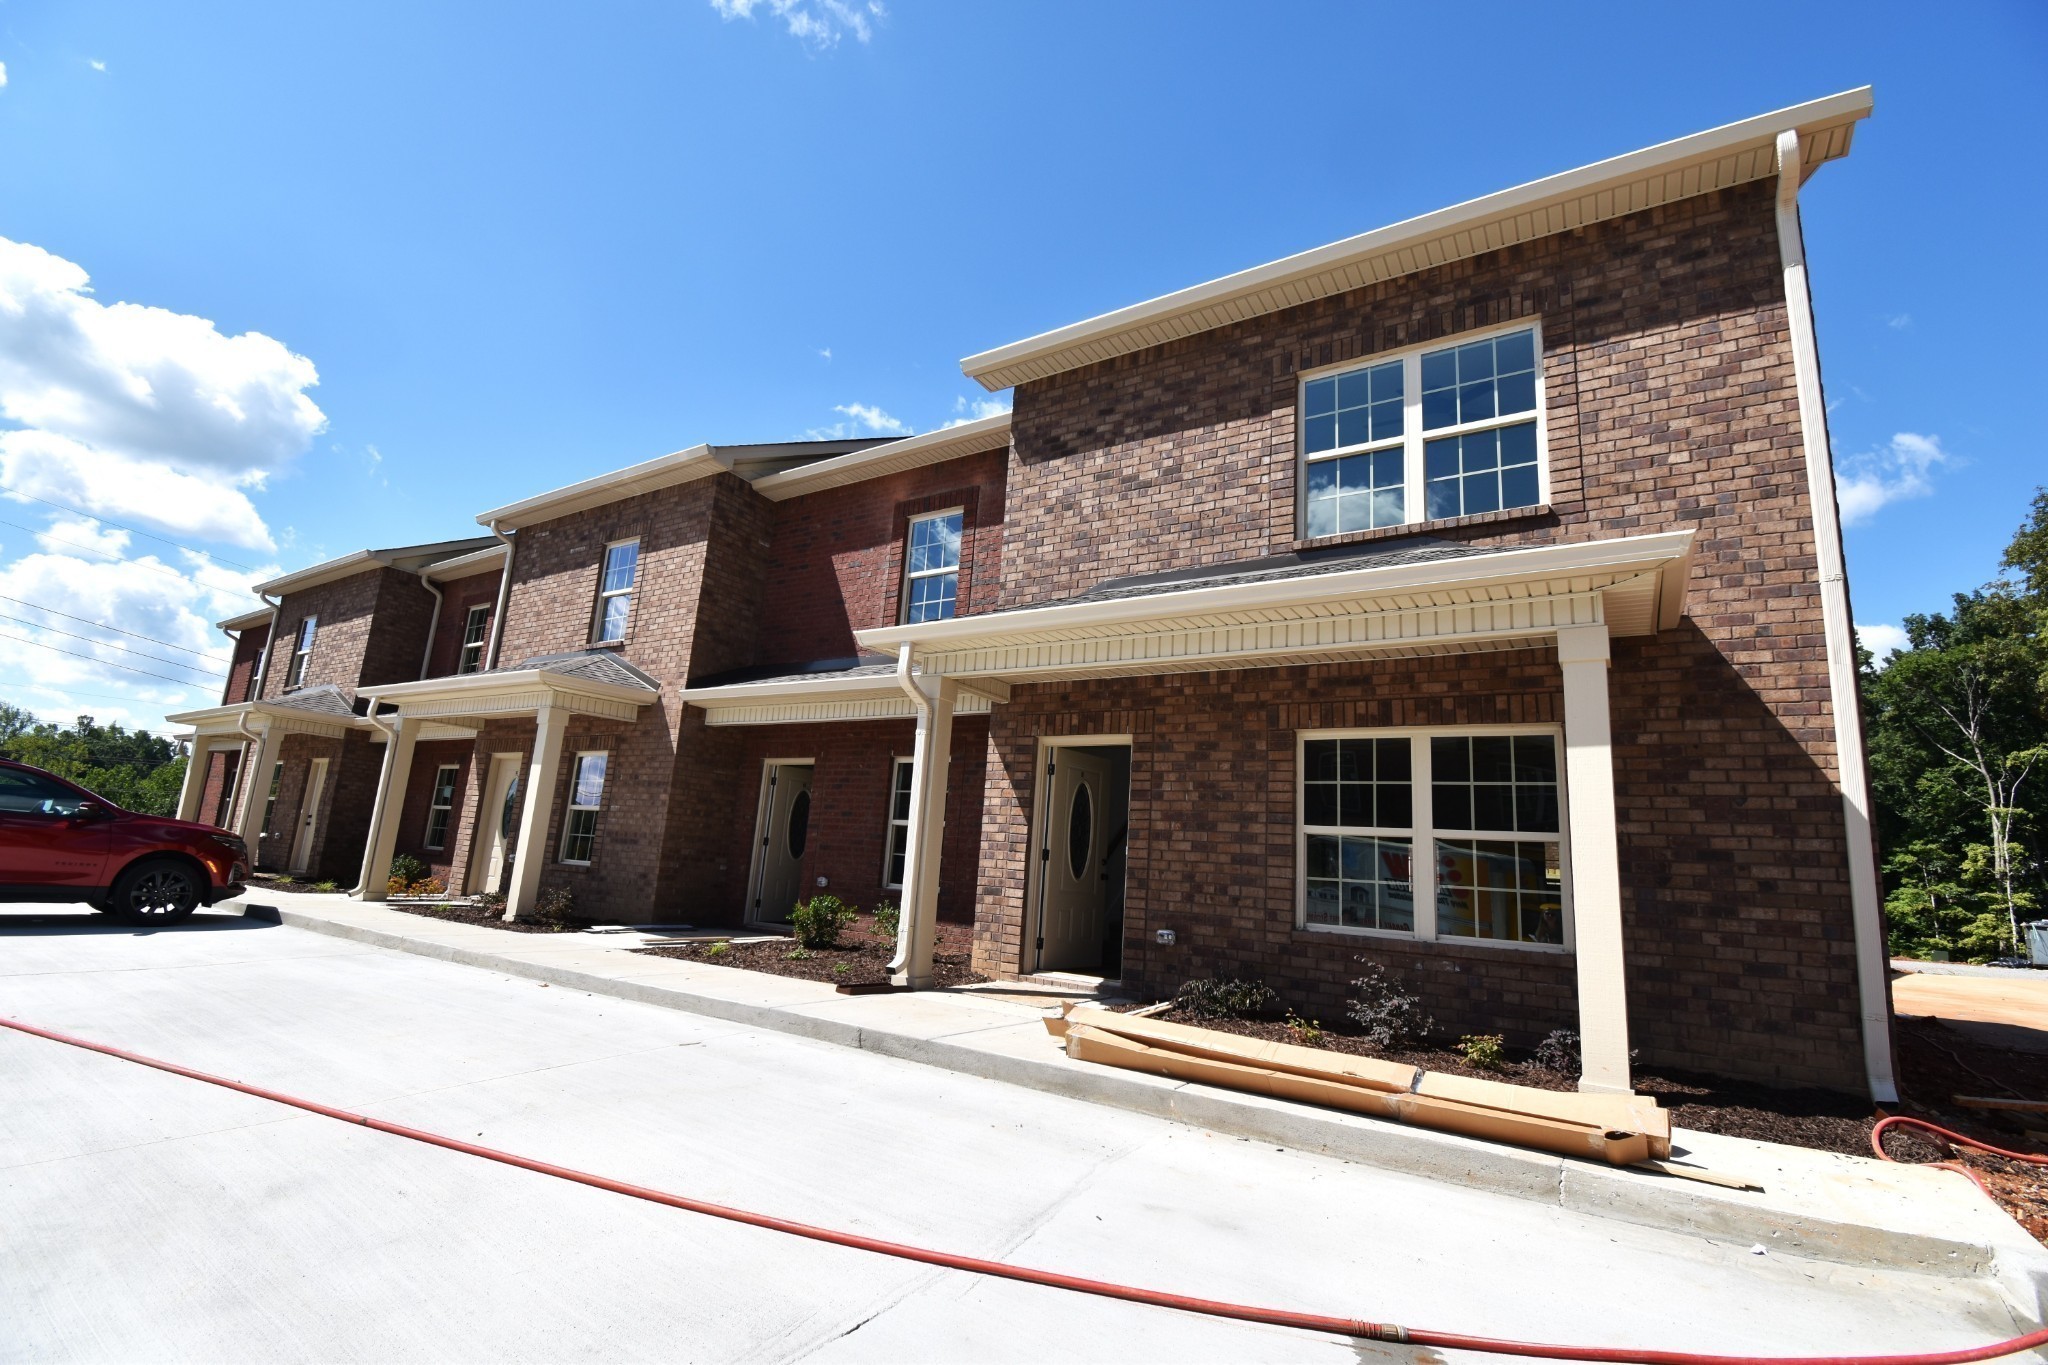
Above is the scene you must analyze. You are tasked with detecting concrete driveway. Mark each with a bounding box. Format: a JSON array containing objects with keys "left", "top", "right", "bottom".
[
  {"left": 1, "top": 909, "right": 2032, "bottom": 1364},
  {"left": 1893, "top": 962, "right": 2048, "bottom": 1054}
]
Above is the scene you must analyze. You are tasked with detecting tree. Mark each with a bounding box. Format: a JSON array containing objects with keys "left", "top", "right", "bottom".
[{"left": 0, "top": 708, "right": 187, "bottom": 817}]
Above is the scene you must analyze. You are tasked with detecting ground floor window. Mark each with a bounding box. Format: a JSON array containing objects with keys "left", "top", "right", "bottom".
[
  {"left": 261, "top": 760, "right": 284, "bottom": 835},
  {"left": 559, "top": 752, "right": 608, "bottom": 864},
  {"left": 423, "top": 764, "right": 460, "bottom": 849},
  {"left": 1298, "top": 727, "right": 1568, "bottom": 948},
  {"left": 882, "top": 756, "right": 914, "bottom": 889}
]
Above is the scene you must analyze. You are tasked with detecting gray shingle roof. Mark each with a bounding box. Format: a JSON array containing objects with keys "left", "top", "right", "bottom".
[
  {"left": 512, "top": 650, "right": 662, "bottom": 692},
  {"left": 1065, "top": 538, "right": 1489, "bottom": 606},
  {"left": 690, "top": 654, "right": 897, "bottom": 691},
  {"left": 268, "top": 683, "right": 359, "bottom": 718}
]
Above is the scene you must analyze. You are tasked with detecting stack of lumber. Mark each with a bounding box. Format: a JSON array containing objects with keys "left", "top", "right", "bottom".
[{"left": 1050, "top": 1005, "right": 1670, "bottom": 1167}]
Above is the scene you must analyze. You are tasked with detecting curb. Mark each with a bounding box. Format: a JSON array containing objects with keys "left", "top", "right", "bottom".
[{"left": 245, "top": 903, "right": 2048, "bottom": 1308}]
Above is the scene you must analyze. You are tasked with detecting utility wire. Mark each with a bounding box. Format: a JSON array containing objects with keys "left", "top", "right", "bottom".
[
  {"left": 0, "top": 519, "right": 251, "bottom": 593},
  {"left": 0, "top": 631, "right": 213, "bottom": 689},
  {"left": 0, "top": 593, "right": 228, "bottom": 660},
  {"left": 0, "top": 485, "right": 260, "bottom": 572},
  {"left": 0, "top": 612, "right": 228, "bottom": 678}
]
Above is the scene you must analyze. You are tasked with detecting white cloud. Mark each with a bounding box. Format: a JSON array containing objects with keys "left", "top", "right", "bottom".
[
  {"left": 832, "top": 402, "right": 908, "bottom": 434},
  {"left": 35, "top": 515, "right": 131, "bottom": 560},
  {"left": 942, "top": 394, "right": 1011, "bottom": 428},
  {"left": 1886, "top": 313, "right": 1910, "bottom": 330},
  {"left": 0, "top": 235, "right": 325, "bottom": 550},
  {"left": 817, "top": 347, "right": 832, "bottom": 361},
  {"left": 1856, "top": 623, "right": 1910, "bottom": 664},
  {"left": 1836, "top": 432, "right": 1949, "bottom": 527},
  {"left": 709, "top": 0, "right": 884, "bottom": 48},
  {"left": 89, "top": 60, "right": 106, "bottom": 73},
  {"left": 0, "top": 62, "right": 8, "bottom": 89}
]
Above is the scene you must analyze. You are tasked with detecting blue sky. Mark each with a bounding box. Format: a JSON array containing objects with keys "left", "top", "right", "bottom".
[{"left": 0, "top": 0, "right": 2043, "bottom": 736}]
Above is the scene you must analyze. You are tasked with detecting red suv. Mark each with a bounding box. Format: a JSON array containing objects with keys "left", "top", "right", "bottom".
[{"left": 0, "top": 758, "right": 249, "bottom": 925}]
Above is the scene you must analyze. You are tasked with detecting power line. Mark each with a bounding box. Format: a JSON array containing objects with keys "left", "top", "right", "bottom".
[
  {"left": 0, "top": 485, "right": 260, "bottom": 572},
  {"left": 0, "top": 612, "right": 228, "bottom": 678},
  {"left": 0, "top": 518, "right": 252, "bottom": 594},
  {"left": 0, "top": 592, "right": 228, "bottom": 659},
  {"left": 0, "top": 630, "right": 215, "bottom": 689}
]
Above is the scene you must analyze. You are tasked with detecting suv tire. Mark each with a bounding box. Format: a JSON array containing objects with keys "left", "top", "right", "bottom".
[{"left": 110, "top": 858, "right": 202, "bottom": 926}]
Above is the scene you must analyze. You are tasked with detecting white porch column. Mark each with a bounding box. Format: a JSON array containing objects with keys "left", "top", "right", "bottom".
[
  {"left": 234, "top": 724, "right": 282, "bottom": 857},
  {"left": 357, "top": 717, "right": 420, "bottom": 902},
  {"left": 890, "top": 673, "right": 958, "bottom": 989},
  {"left": 1557, "top": 623, "right": 1633, "bottom": 1095},
  {"left": 175, "top": 739, "right": 211, "bottom": 823},
  {"left": 505, "top": 704, "right": 569, "bottom": 923}
]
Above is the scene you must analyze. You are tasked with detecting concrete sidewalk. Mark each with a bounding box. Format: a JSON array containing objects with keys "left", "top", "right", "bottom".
[{"left": 227, "top": 890, "right": 2046, "bottom": 1316}]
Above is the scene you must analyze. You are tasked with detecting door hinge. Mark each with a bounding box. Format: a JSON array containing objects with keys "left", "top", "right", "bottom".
[
  {"left": 1040, "top": 847, "right": 1050, "bottom": 862},
  {"left": 1046, "top": 762, "right": 1055, "bottom": 775},
  {"left": 1035, "top": 936, "right": 1044, "bottom": 950}
]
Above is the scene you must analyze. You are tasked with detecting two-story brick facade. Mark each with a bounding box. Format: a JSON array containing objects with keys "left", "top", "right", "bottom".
[{"left": 186, "top": 91, "right": 1891, "bottom": 1099}]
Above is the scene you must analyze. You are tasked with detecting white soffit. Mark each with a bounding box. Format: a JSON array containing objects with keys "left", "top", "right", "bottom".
[
  {"left": 750, "top": 413, "right": 1012, "bottom": 501},
  {"left": 476, "top": 446, "right": 730, "bottom": 532},
  {"left": 679, "top": 671, "right": 995, "bottom": 726},
  {"left": 423, "top": 544, "right": 508, "bottom": 581},
  {"left": 960, "top": 89, "right": 1872, "bottom": 392},
  {"left": 216, "top": 608, "right": 273, "bottom": 632}
]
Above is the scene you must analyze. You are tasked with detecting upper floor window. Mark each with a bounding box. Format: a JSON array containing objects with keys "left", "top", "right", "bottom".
[
  {"left": 423, "top": 764, "right": 460, "bottom": 849},
  {"left": 1301, "top": 323, "right": 1544, "bottom": 539},
  {"left": 902, "top": 510, "right": 963, "bottom": 624},
  {"left": 458, "top": 604, "right": 491, "bottom": 674},
  {"left": 592, "top": 540, "right": 639, "bottom": 644},
  {"left": 559, "top": 751, "right": 608, "bottom": 864},
  {"left": 286, "top": 616, "right": 317, "bottom": 688},
  {"left": 1298, "top": 727, "right": 1567, "bottom": 950}
]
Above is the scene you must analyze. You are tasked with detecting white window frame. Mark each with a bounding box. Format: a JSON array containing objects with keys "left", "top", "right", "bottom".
[
  {"left": 286, "top": 616, "right": 317, "bottom": 688},
  {"left": 1297, "top": 318, "right": 1550, "bottom": 541},
  {"left": 1294, "top": 724, "right": 1573, "bottom": 953},
  {"left": 260, "top": 759, "right": 285, "bottom": 836},
  {"left": 423, "top": 764, "right": 460, "bottom": 850},
  {"left": 899, "top": 508, "right": 965, "bottom": 625},
  {"left": 558, "top": 750, "right": 608, "bottom": 865},
  {"left": 457, "top": 604, "right": 491, "bottom": 674},
  {"left": 881, "top": 755, "right": 914, "bottom": 890},
  {"left": 591, "top": 539, "right": 640, "bottom": 644}
]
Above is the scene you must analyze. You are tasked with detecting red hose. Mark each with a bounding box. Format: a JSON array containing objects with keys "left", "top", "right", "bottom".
[
  {"left": 1871, "top": 1113, "right": 2048, "bottom": 1201},
  {"left": 4, "top": 1013, "right": 2045, "bottom": 1365}
]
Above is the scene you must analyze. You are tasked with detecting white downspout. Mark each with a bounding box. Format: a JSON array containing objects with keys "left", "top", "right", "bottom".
[
  {"left": 417, "top": 569, "right": 445, "bottom": 680},
  {"left": 1775, "top": 128, "right": 1898, "bottom": 1104},
  {"left": 484, "top": 521, "right": 515, "bottom": 671},
  {"left": 249, "top": 592, "right": 282, "bottom": 701},
  {"left": 352, "top": 708, "right": 401, "bottom": 896}
]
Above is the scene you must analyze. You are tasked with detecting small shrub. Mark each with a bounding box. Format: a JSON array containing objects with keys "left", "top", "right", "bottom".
[
  {"left": 1458, "top": 1034, "right": 1507, "bottom": 1070},
  {"left": 831, "top": 962, "right": 852, "bottom": 979},
  {"left": 789, "top": 894, "right": 855, "bottom": 948},
  {"left": 869, "top": 901, "right": 900, "bottom": 940},
  {"left": 703, "top": 940, "right": 731, "bottom": 958},
  {"left": 1174, "top": 978, "right": 1280, "bottom": 1020},
  {"left": 1285, "top": 1011, "right": 1325, "bottom": 1048},
  {"left": 477, "top": 891, "right": 507, "bottom": 913},
  {"left": 271, "top": 874, "right": 297, "bottom": 886},
  {"left": 386, "top": 875, "right": 409, "bottom": 895},
  {"left": 389, "top": 854, "right": 430, "bottom": 886},
  {"left": 786, "top": 947, "right": 813, "bottom": 961},
  {"left": 1533, "top": 1029, "right": 1580, "bottom": 1076},
  {"left": 532, "top": 886, "right": 577, "bottom": 925},
  {"left": 1344, "top": 961, "right": 1435, "bottom": 1048},
  {"left": 309, "top": 880, "right": 339, "bottom": 894},
  {"left": 408, "top": 876, "right": 446, "bottom": 897}
]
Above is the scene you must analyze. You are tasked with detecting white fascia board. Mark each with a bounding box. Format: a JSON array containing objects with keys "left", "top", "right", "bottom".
[
  {"left": 854, "top": 531, "right": 1696, "bottom": 653},
  {"left": 215, "top": 608, "right": 274, "bottom": 632},
  {"left": 680, "top": 673, "right": 903, "bottom": 706},
  {"left": 163, "top": 701, "right": 253, "bottom": 727},
  {"left": 750, "top": 413, "right": 1013, "bottom": 502},
  {"left": 475, "top": 445, "right": 730, "bottom": 531},
  {"left": 960, "top": 89, "right": 1872, "bottom": 390},
  {"left": 357, "top": 668, "right": 657, "bottom": 708},
  {"left": 421, "top": 544, "right": 508, "bottom": 581},
  {"left": 254, "top": 549, "right": 387, "bottom": 597}
]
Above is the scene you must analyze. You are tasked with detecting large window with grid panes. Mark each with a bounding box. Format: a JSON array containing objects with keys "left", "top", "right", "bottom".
[
  {"left": 1299, "top": 321, "right": 1547, "bottom": 539},
  {"left": 1297, "top": 727, "right": 1570, "bottom": 950},
  {"left": 901, "top": 510, "right": 963, "bottom": 624}
]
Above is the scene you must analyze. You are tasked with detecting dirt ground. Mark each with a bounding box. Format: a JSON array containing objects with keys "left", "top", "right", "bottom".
[
  {"left": 386, "top": 900, "right": 590, "bottom": 934},
  {"left": 638, "top": 914, "right": 986, "bottom": 989}
]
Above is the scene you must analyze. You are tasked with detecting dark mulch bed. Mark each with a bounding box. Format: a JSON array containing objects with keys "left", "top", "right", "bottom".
[
  {"left": 1142, "top": 1005, "right": 2047, "bottom": 1245},
  {"left": 637, "top": 914, "right": 986, "bottom": 989},
  {"left": 386, "top": 900, "right": 595, "bottom": 934},
  {"left": 248, "top": 873, "right": 346, "bottom": 895}
]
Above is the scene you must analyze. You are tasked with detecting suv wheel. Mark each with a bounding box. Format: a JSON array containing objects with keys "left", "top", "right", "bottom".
[{"left": 111, "top": 858, "right": 202, "bottom": 926}]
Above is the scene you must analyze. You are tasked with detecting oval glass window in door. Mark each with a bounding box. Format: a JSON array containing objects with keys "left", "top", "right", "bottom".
[
  {"left": 1067, "top": 782, "right": 1093, "bottom": 880},
  {"left": 787, "top": 789, "right": 811, "bottom": 859},
  {"left": 500, "top": 776, "right": 521, "bottom": 839}
]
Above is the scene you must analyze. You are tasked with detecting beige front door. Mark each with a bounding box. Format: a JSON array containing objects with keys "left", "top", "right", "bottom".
[
  {"left": 1035, "top": 747, "right": 1112, "bottom": 973},
  {"left": 751, "top": 762, "right": 813, "bottom": 925},
  {"left": 287, "top": 758, "right": 329, "bottom": 875},
  {"left": 477, "top": 752, "right": 522, "bottom": 897}
]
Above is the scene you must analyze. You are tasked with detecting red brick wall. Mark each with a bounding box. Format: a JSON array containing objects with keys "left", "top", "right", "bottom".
[
  {"left": 259, "top": 568, "right": 437, "bottom": 698},
  {"left": 223, "top": 624, "right": 269, "bottom": 703},
  {"left": 422, "top": 571, "right": 503, "bottom": 679},
  {"left": 257, "top": 732, "right": 381, "bottom": 883},
  {"left": 984, "top": 182, "right": 1868, "bottom": 1091},
  {"left": 392, "top": 740, "right": 476, "bottom": 884},
  {"left": 756, "top": 450, "right": 1006, "bottom": 663},
  {"left": 198, "top": 747, "right": 242, "bottom": 828}
]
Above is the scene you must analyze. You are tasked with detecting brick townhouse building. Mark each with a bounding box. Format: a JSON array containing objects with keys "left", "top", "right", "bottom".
[{"left": 176, "top": 89, "right": 1893, "bottom": 1101}]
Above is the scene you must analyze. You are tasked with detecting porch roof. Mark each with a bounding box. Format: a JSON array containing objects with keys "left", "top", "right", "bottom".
[
  {"left": 166, "top": 684, "right": 371, "bottom": 739},
  {"left": 355, "top": 649, "right": 662, "bottom": 725},
  {"left": 679, "top": 656, "right": 997, "bottom": 727},
  {"left": 851, "top": 529, "right": 1695, "bottom": 686}
]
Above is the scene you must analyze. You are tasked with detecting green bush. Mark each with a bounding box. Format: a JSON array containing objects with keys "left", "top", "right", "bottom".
[
  {"left": 533, "top": 886, "right": 577, "bottom": 926},
  {"left": 703, "top": 940, "right": 731, "bottom": 958},
  {"left": 389, "top": 853, "right": 430, "bottom": 886},
  {"left": 1173, "top": 978, "right": 1280, "bottom": 1020},
  {"left": 1458, "top": 1034, "right": 1507, "bottom": 1070},
  {"left": 789, "top": 894, "right": 854, "bottom": 948},
  {"left": 870, "top": 901, "right": 900, "bottom": 940}
]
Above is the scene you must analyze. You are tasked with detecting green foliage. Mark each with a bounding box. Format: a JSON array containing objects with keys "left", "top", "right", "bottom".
[
  {"left": 1344, "top": 961, "right": 1435, "bottom": 1047},
  {"left": 1174, "top": 978, "right": 1280, "bottom": 1019},
  {"left": 869, "top": 901, "right": 900, "bottom": 939},
  {"left": 309, "top": 881, "right": 340, "bottom": 894},
  {"left": 532, "top": 886, "right": 577, "bottom": 926},
  {"left": 703, "top": 940, "right": 731, "bottom": 958},
  {"left": 1458, "top": 1034, "right": 1507, "bottom": 1070},
  {"left": 1863, "top": 489, "right": 2048, "bottom": 960},
  {"left": 1284, "top": 1011, "right": 1324, "bottom": 1047},
  {"left": 0, "top": 705, "right": 186, "bottom": 815},
  {"left": 789, "top": 893, "right": 854, "bottom": 948},
  {"left": 388, "top": 854, "right": 430, "bottom": 886},
  {"left": 785, "top": 946, "right": 813, "bottom": 961}
]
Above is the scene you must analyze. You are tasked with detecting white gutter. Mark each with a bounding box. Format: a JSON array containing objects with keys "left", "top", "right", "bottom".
[
  {"left": 351, "top": 707, "right": 401, "bottom": 895},
  {"left": 888, "top": 643, "right": 935, "bottom": 981},
  {"left": 416, "top": 570, "right": 445, "bottom": 680},
  {"left": 231, "top": 710, "right": 265, "bottom": 834},
  {"left": 484, "top": 520, "right": 515, "bottom": 671},
  {"left": 1775, "top": 128, "right": 1897, "bottom": 1104},
  {"left": 249, "top": 592, "right": 281, "bottom": 701}
]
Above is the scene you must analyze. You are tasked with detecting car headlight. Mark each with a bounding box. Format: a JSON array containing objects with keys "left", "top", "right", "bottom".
[{"left": 208, "top": 833, "right": 247, "bottom": 855}]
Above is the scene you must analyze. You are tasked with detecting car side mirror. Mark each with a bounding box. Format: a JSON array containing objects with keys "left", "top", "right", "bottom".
[{"left": 69, "top": 801, "right": 111, "bottom": 821}]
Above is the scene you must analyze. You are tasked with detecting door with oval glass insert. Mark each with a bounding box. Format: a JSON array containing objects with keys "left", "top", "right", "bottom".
[
  {"left": 752, "top": 762, "right": 814, "bottom": 926},
  {"left": 1035, "top": 747, "right": 1113, "bottom": 972}
]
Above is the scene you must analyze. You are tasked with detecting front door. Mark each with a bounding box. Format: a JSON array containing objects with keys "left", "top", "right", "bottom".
[
  {"left": 751, "top": 763, "right": 813, "bottom": 925},
  {"left": 1036, "top": 748, "right": 1113, "bottom": 973},
  {"left": 477, "top": 752, "right": 522, "bottom": 897},
  {"left": 288, "top": 758, "right": 328, "bottom": 875}
]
